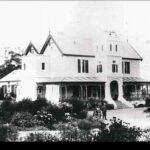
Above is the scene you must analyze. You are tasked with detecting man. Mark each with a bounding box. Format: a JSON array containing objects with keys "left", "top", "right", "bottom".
[{"left": 101, "top": 103, "right": 107, "bottom": 120}]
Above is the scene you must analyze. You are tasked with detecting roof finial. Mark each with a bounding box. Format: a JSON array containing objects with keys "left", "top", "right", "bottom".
[{"left": 49, "top": 28, "right": 51, "bottom": 35}]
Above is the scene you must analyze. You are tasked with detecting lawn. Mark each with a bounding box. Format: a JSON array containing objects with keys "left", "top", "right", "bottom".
[{"left": 106, "top": 107, "right": 150, "bottom": 129}]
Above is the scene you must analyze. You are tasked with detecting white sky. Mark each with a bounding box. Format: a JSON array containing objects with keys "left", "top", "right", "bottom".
[{"left": 0, "top": 1, "right": 150, "bottom": 79}]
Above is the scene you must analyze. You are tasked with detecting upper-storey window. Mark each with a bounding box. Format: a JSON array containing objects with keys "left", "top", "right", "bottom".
[
  {"left": 112, "top": 60, "right": 118, "bottom": 73},
  {"left": 78, "top": 59, "right": 89, "bottom": 73},
  {"left": 24, "top": 64, "right": 26, "bottom": 70},
  {"left": 110, "top": 44, "right": 112, "bottom": 51},
  {"left": 115, "top": 45, "right": 118, "bottom": 52},
  {"left": 122, "top": 61, "right": 130, "bottom": 74},
  {"left": 42, "top": 62, "right": 45, "bottom": 70},
  {"left": 97, "top": 61, "right": 102, "bottom": 73}
]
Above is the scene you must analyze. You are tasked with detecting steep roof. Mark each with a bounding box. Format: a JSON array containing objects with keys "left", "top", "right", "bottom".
[
  {"left": 121, "top": 41, "right": 143, "bottom": 61},
  {"left": 24, "top": 42, "right": 39, "bottom": 55},
  {"left": 40, "top": 33, "right": 95, "bottom": 57},
  {"left": 0, "top": 69, "right": 22, "bottom": 82}
]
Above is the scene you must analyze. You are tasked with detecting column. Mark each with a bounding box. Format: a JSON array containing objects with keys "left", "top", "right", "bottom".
[
  {"left": 80, "top": 85, "right": 83, "bottom": 100},
  {"left": 85, "top": 85, "right": 88, "bottom": 101},
  {"left": 65, "top": 86, "right": 68, "bottom": 99},
  {"left": 99, "top": 84, "right": 102, "bottom": 100}
]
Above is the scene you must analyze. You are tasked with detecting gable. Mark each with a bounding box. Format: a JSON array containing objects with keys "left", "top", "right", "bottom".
[
  {"left": 121, "top": 42, "right": 143, "bottom": 61},
  {"left": 40, "top": 33, "right": 95, "bottom": 57},
  {"left": 24, "top": 42, "right": 39, "bottom": 56}
]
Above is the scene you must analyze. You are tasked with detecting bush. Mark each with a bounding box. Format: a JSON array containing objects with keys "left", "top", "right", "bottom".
[
  {"left": 106, "top": 104, "right": 114, "bottom": 110},
  {"left": 0, "top": 100, "right": 17, "bottom": 123},
  {"left": 73, "top": 110, "right": 87, "bottom": 119},
  {"left": 25, "top": 132, "right": 60, "bottom": 142},
  {"left": 87, "top": 98, "right": 99, "bottom": 110},
  {"left": 0, "top": 124, "right": 18, "bottom": 142},
  {"left": 44, "top": 103, "right": 66, "bottom": 122},
  {"left": 95, "top": 117, "right": 142, "bottom": 142},
  {"left": 35, "top": 110, "right": 56, "bottom": 127},
  {"left": 68, "top": 98, "right": 87, "bottom": 114},
  {"left": 146, "top": 98, "right": 150, "bottom": 107},
  {"left": 11, "top": 112, "right": 36, "bottom": 128},
  {"left": 15, "top": 99, "right": 35, "bottom": 114},
  {"left": 78, "top": 119, "right": 92, "bottom": 130},
  {"left": 33, "top": 98, "right": 49, "bottom": 113},
  {"left": 144, "top": 107, "right": 150, "bottom": 113}
]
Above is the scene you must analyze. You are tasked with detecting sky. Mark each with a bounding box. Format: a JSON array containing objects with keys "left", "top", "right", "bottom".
[{"left": 0, "top": 1, "right": 150, "bottom": 79}]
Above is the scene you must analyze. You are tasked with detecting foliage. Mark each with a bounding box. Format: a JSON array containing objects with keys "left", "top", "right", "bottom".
[
  {"left": 106, "top": 104, "right": 114, "bottom": 110},
  {"left": 78, "top": 119, "right": 92, "bottom": 130},
  {"left": 0, "top": 124, "right": 18, "bottom": 142},
  {"left": 68, "top": 98, "right": 87, "bottom": 114},
  {"left": 25, "top": 132, "right": 60, "bottom": 142},
  {"left": 15, "top": 99, "right": 35, "bottom": 114},
  {"left": 145, "top": 98, "right": 150, "bottom": 107},
  {"left": 11, "top": 112, "right": 37, "bottom": 128},
  {"left": 44, "top": 103, "right": 66, "bottom": 122},
  {"left": 144, "top": 107, "right": 150, "bottom": 113},
  {"left": 95, "top": 117, "right": 142, "bottom": 142},
  {"left": 35, "top": 110, "right": 56, "bottom": 128}
]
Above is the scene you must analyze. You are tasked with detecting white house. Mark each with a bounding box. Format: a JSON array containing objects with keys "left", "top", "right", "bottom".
[{"left": 0, "top": 31, "right": 149, "bottom": 109}]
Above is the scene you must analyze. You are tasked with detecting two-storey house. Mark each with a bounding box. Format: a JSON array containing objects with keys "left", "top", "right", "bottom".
[{"left": 0, "top": 31, "right": 149, "bottom": 109}]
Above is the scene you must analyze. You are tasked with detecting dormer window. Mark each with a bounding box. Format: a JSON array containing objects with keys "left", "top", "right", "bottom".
[
  {"left": 115, "top": 45, "right": 118, "bottom": 52},
  {"left": 110, "top": 44, "right": 112, "bottom": 51},
  {"left": 31, "top": 47, "right": 35, "bottom": 54}
]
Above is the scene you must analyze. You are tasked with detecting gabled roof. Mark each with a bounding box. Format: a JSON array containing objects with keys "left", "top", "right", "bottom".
[
  {"left": 40, "top": 33, "right": 95, "bottom": 57},
  {"left": 24, "top": 42, "right": 39, "bottom": 56},
  {"left": 121, "top": 42, "right": 143, "bottom": 61},
  {"left": 0, "top": 69, "right": 22, "bottom": 82}
]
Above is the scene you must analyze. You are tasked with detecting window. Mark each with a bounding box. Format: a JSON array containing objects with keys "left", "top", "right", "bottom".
[
  {"left": 77, "top": 59, "right": 89, "bottom": 73},
  {"left": 78, "top": 59, "right": 81, "bottom": 73},
  {"left": 115, "top": 45, "right": 117, "bottom": 52},
  {"left": 24, "top": 64, "right": 26, "bottom": 70},
  {"left": 122, "top": 61, "right": 130, "bottom": 74},
  {"left": 112, "top": 61, "right": 118, "bottom": 73},
  {"left": 42, "top": 63, "right": 45, "bottom": 70},
  {"left": 110, "top": 44, "right": 112, "bottom": 51},
  {"left": 97, "top": 61, "right": 102, "bottom": 73}
]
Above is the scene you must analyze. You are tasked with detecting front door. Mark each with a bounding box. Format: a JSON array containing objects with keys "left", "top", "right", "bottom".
[{"left": 110, "top": 81, "right": 119, "bottom": 101}]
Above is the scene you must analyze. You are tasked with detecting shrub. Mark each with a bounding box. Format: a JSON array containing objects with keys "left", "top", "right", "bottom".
[
  {"left": 33, "top": 98, "right": 49, "bottom": 113},
  {"left": 11, "top": 112, "right": 36, "bottom": 128},
  {"left": 144, "top": 107, "right": 150, "bottom": 113},
  {"left": 95, "top": 117, "right": 142, "bottom": 142},
  {"left": 25, "top": 132, "right": 60, "bottom": 142},
  {"left": 106, "top": 104, "right": 114, "bottom": 110},
  {"left": 146, "top": 98, "right": 150, "bottom": 107},
  {"left": 0, "top": 100, "right": 17, "bottom": 123},
  {"left": 73, "top": 110, "right": 87, "bottom": 119},
  {"left": 68, "top": 98, "right": 87, "bottom": 114},
  {"left": 0, "top": 124, "right": 18, "bottom": 142},
  {"left": 87, "top": 98, "right": 99, "bottom": 110},
  {"left": 78, "top": 119, "right": 92, "bottom": 130},
  {"left": 15, "top": 99, "right": 35, "bottom": 114},
  {"left": 44, "top": 103, "right": 66, "bottom": 122},
  {"left": 35, "top": 110, "right": 56, "bottom": 127}
]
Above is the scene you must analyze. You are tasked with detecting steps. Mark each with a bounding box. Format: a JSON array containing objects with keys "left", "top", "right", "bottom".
[{"left": 115, "top": 101, "right": 131, "bottom": 109}]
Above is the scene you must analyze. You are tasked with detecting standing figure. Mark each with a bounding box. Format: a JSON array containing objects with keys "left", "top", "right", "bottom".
[{"left": 101, "top": 103, "right": 107, "bottom": 120}]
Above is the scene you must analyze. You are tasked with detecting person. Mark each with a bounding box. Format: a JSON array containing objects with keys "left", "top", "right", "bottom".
[{"left": 101, "top": 103, "right": 107, "bottom": 120}]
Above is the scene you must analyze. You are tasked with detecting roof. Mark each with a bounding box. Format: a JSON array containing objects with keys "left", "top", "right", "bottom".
[
  {"left": 35, "top": 76, "right": 106, "bottom": 83},
  {"left": 0, "top": 69, "right": 22, "bottom": 82},
  {"left": 123, "top": 77, "right": 150, "bottom": 83},
  {"left": 24, "top": 42, "right": 39, "bottom": 55},
  {"left": 121, "top": 42, "right": 143, "bottom": 61},
  {"left": 40, "top": 33, "right": 95, "bottom": 57}
]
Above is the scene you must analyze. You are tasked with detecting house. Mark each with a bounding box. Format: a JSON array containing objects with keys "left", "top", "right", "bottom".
[{"left": 0, "top": 31, "right": 149, "bottom": 109}]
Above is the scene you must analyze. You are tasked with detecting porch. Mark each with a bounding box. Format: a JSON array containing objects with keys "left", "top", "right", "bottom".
[
  {"left": 123, "top": 77, "right": 150, "bottom": 101},
  {"left": 59, "top": 82, "right": 105, "bottom": 101}
]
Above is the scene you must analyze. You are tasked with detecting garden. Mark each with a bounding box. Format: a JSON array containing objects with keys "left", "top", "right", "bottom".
[{"left": 1, "top": 97, "right": 150, "bottom": 142}]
